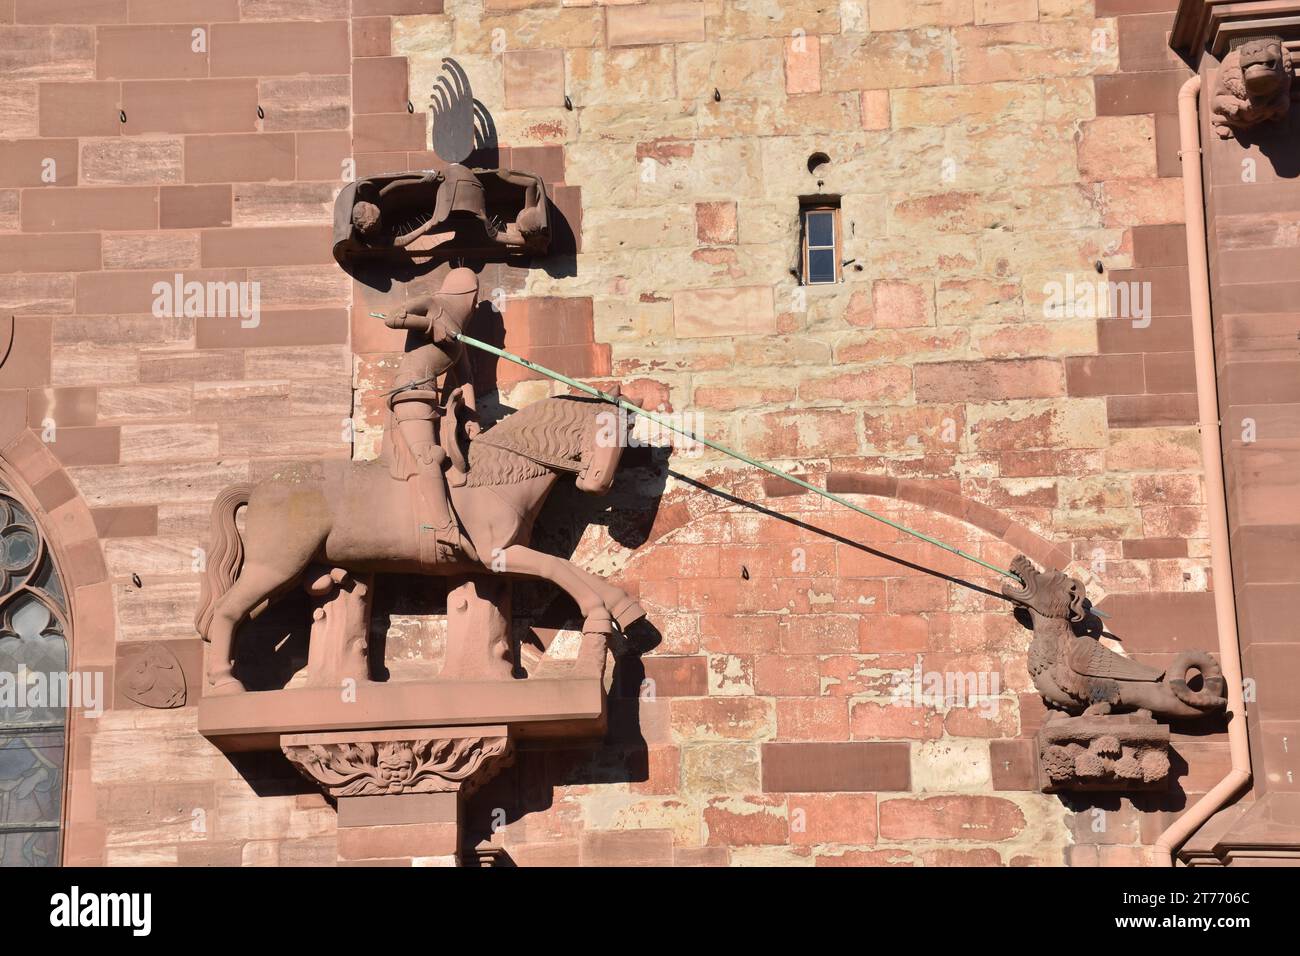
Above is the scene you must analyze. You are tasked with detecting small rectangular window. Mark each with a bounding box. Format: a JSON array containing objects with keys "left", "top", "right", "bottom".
[{"left": 801, "top": 204, "right": 840, "bottom": 285}]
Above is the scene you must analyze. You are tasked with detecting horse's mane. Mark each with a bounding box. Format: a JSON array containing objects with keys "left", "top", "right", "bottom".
[{"left": 465, "top": 396, "right": 600, "bottom": 487}]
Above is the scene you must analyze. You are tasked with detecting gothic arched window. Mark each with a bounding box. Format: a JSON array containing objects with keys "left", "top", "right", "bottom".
[{"left": 0, "top": 477, "right": 69, "bottom": 867}]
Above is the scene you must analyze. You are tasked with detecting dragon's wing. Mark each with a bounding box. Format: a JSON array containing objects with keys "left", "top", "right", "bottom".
[{"left": 1066, "top": 636, "right": 1163, "bottom": 682}]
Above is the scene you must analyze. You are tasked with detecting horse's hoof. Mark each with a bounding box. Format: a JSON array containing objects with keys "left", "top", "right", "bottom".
[
  {"left": 611, "top": 597, "right": 646, "bottom": 631},
  {"left": 206, "top": 675, "right": 246, "bottom": 697}
]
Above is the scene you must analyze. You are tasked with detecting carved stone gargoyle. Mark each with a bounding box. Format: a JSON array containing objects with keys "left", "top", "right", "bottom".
[
  {"left": 332, "top": 164, "right": 549, "bottom": 270},
  {"left": 1211, "top": 36, "right": 1299, "bottom": 139},
  {"left": 1002, "top": 554, "right": 1228, "bottom": 792},
  {"left": 1002, "top": 554, "right": 1226, "bottom": 720}
]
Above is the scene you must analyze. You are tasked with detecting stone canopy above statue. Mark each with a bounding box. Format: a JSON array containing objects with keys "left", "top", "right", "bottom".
[{"left": 332, "top": 164, "right": 550, "bottom": 271}]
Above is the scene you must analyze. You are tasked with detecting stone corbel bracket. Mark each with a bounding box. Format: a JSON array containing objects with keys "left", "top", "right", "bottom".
[
  {"left": 1037, "top": 714, "right": 1172, "bottom": 793},
  {"left": 282, "top": 726, "right": 513, "bottom": 800}
]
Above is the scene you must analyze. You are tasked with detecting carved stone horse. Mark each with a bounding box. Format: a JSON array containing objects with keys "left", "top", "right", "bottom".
[{"left": 194, "top": 395, "right": 644, "bottom": 695}]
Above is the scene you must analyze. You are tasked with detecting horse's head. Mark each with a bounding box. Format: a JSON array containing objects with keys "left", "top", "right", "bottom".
[
  {"left": 465, "top": 391, "right": 640, "bottom": 493},
  {"left": 575, "top": 385, "right": 639, "bottom": 495}
]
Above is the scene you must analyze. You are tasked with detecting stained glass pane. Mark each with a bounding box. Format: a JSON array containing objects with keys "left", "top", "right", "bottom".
[
  {"left": 0, "top": 481, "right": 68, "bottom": 866},
  {"left": 1, "top": 530, "right": 37, "bottom": 572}
]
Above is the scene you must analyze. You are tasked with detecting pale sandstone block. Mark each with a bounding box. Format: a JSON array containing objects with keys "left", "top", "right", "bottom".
[
  {"left": 784, "top": 34, "right": 821, "bottom": 94},
  {"left": 390, "top": 14, "right": 455, "bottom": 58},
  {"left": 970, "top": 319, "right": 1097, "bottom": 357},
  {"left": 119, "top": 423, "right": 220, "bottom": 463},
  {"left": 607, "top": 2, "right": 705, "bottom": 47},
  {"left": 233, "top": 182, "right": 338, "bottom": 226},
  {"left": 456, "top": 8, "right": 603, "bottom": 53},
  {"left": 1097, "top": 178, "right": 1184, "bottom": 227},
  {"left": 568, "top": 45, "right": 677, "bottom": 107},
  {"left": 874, "top": 279, "right": 935, "bottom": 328},
  {"left": 583, "top": 203, "right": 696, "bottom": 252},
  {"left": 51, "top": 345, "right": 139, "bottom": 385},
  {"left": 1038, "top": 0, "right": 1092, "bottom": 18},
  {"left": 889, "top": 81, "right": 1043, "bottom": 128},
  {"left": 974, "top": 0, "right": 1039, "bottom": 23},
  {"left": 115, "top": 579, "right": 202, "bottom": 642},
  {"left": 862, "top": 89, "right": 891, "bottom": 129},
  {"left": 504, "top": 48, "right": 565, "bottom": 109},
  {"left": 246, "top": 265, "right": 350, "bottom": 307},
  {"left": 709, "top": 1, "right": 841, "bottom": 40},
  {"left": 869, "top": 0, "right": 974, "bottom": 30},
  {"left": 97, "top": 384, "right": 193, "bottom": 423},
  {"left": 105, "top": 538, "right": 200, "bottom": 574},
  {"left": 698, "top": 92, "right": 863, "bottom": 138},
  {"left": 259, "top": 75, "right": 350, "bottom": 131},
  {"left": 105, "top": 845, "right": 180, "bottom": 866},
  {"left": 244, "top": 344, "right": 350, "bottom": 379},
  {"left": 67, "top": 459, "right": 251, "bottom": 507},
  {"left": 1078, "top": 115, "right": 1157, "bottom": 181},
  {"left": 954, "top": 22, "right": 1116, "bottom": 84},
  {"left": 911, "top": 739, "right": 993, "bottom": 792},
  {"left": 0, "top": 190, "right": 18, "bottom": 231},
  {"left": 0, "top": 25, "right": 95, "bottom": 80},
  {"left": 821, "top": 30, "right": 952, "bottom": 92},
  {"left": 0, "top": 82, "right": 39, "bottom": 138},
  {"left": 637, "top": 138, "right": 764, "bottom": 202},
  {"left": 102, "top": 232, "right": 201, "bottom": 270},
  {"left": 80, "top": 138, "right": 183, "bottom": 185},
  {"left": 290, "top": 379, "right": 352, "bottom": 418},
  {"left": 577, "top": 102, "right": 699, "bottom": 143},
  {"left": 966, "top": 398, "right": 1108, "bottom": 451},
  {"left": 91, "top": 728, "right": 236, "bottom": 785},
  {"left": 0, "top": 273, "right": 75, "bottom": 312},
  {"left": 218, "top": 417, "right": 350, "bottom": 458}
]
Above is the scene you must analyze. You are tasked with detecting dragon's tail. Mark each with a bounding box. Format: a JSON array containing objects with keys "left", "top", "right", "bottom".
[{"left": 1166, "top": 650, "right": 1227, "bottom": 712}]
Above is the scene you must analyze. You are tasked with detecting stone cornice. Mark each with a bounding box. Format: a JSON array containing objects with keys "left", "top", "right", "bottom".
[{"left": 1173, "top": 0, "right": 1300, "bottom": 64}]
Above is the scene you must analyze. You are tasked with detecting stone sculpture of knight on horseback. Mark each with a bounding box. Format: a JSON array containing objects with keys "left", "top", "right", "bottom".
[{"left": 195, "top": 163, "right": 646, "bottom": 695}]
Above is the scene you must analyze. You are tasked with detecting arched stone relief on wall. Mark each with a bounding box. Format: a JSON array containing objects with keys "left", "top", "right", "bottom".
[{"left": 0, "top": 475, "right": 70, "bottom": 867}]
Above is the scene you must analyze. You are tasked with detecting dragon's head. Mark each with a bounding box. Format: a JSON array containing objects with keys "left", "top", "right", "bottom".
[{"left": 1002, "top": 554, "right": 1089, "bottom": 623}]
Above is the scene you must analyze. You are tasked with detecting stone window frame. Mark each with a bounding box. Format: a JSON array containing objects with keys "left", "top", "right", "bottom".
[{"left": 799, "top": 200, "right": 842, "bottom": 286}]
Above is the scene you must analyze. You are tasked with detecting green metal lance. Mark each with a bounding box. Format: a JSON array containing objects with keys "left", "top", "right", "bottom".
[{"left": 371, "top": 312, "right": 1029, "bottom": 585}]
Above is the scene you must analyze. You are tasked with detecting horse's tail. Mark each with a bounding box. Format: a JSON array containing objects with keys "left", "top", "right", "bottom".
[{"left": 194, "top": 484, "right": 252, "bottom": 641}]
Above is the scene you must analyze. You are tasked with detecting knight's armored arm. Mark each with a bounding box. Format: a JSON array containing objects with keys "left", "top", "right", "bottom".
[{"left": 384, "top": 295, "right": 436, "bottom": 334}]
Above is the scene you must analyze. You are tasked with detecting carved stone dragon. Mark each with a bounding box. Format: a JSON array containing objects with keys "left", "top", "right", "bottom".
[
  {"left": 1211, "top": 36, "right": 1298, "bottom": 139},
  {"left": 1002, "top": 555, "right": 1226, "bottom": 720}
]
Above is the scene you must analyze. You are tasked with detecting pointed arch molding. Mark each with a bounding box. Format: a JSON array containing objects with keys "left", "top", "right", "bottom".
[
  {"left": 0, "top": 418, "right": 115, "bottom": 867},
  {"left": 761, "top": 471, "right": 1073, "bottom": 573}
]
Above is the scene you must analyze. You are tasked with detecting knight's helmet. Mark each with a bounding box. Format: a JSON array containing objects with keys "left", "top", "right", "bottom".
[{"left": 432, "top": 164, "right": 491, "bottom": 235}]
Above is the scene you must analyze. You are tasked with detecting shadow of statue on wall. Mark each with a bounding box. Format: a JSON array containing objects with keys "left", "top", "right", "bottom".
[
  {"left": 1229, "top": 98, "right": 1300, "bottom": 178},
  {"left": 430, "top": 57, "right": 499, "bottom": 168}
]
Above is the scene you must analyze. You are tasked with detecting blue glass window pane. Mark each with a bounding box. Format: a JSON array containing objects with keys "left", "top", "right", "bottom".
[
  {"left": 807, "top": 248, "right": 836, "bottom": 284},
  {"left": 806, "top": 211, "right": 834, "bottom": 248}
]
